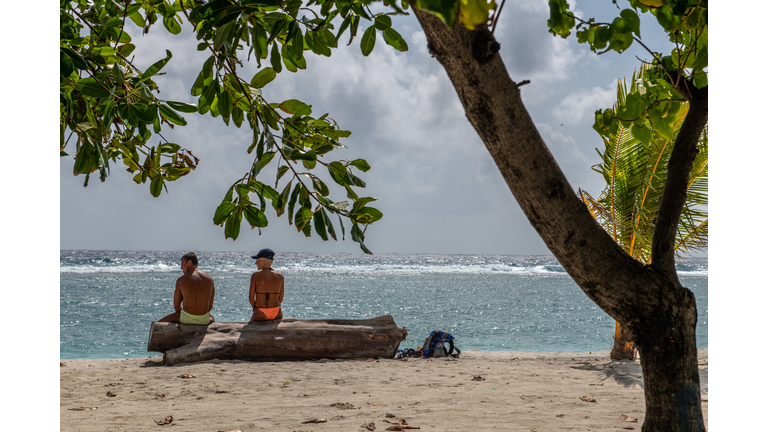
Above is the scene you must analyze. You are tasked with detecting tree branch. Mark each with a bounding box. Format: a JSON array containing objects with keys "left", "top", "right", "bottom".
[{"left": 650, "top": 85, "right": 707, "bottom": 278}]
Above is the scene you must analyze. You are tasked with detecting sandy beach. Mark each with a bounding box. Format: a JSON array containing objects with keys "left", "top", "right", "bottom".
[{"left": 60, "top": 348, "right": 707, "bottom": 431}]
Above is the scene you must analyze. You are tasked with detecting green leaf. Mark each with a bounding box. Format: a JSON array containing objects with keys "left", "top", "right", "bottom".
[
  {"left": 294, "top": 207, "right": 313, "bottom": 232},
  {"left": 313, "top": 210, "right": 328, "bottom": 240},
  {"left": 159, "top": 103, "right": 187, "bottom": 126},
  {"left": 383, "top": 28, "right": 408, "bottom": 52},
  {"left": 60, "top": 50, "right": 74, "bottom": 77},
  {"left": 75, "top": 78, "right": 111, "bottom": 98},
  {"left": 620, "top": 9, "right": 641, "bottom": 37},
  {"left": 693, "top": 73, "right": 707, "bottom": 89},
  {"left": 277, "top": 99, "right": 312, "bottom": 116},
  {"left": 61, "top": 46, "right": 88, "bottom": 70},
  {"left": 244, "top": 205, "right": 269, "bottom": 228},
  {"left": 352, "top": 197, "right": 378, "bottom": 213},
  {"left": 150, "top": 175, "right": 164, "bottom": 197},
  {"left": 218, "top": 90, "right": 234, "bottom": 117},
  {"left": 141, "top": 50, "right": 173, "bottom": 82},
  {"left": 623, "top": 92, "right": 646, "bottom": 119},
  {"left": 328, "top": 161, "right": 352, "bottom": 186},
  {"left": 253, "top": 151, "right": 276, "bottom": 177},
  {"left": 357, "top": 207, "right": 383, "bottom": 223},
  {"left": 547, "top": 0, "right": 575, "bottom": 38},
  {"left": 360, "top": 26, "right": 376, "bottom": 56},
  {"left": 631, "top": 123, "right": 652, "bottom": 145},
  {"left": 415, "top": 0, "right": 460, "bottom": 29},
  {"left": 251, "top": 67, "right": 277, "bottom": 88},
  {"left": 213, "top": 21, "right": 236, "bottom": 51},
  {"left": 163, "top": 16, "right": 182, "bottom": 34},
  {"left": 374, "top": 15, "right": 392, "bottom": 30},
  {"left": 350, "top": 223, "right": 372, "bottom": 254},
  {"left": 349, "top": 159, "right": 371, "bottom": 172},
  {"left": 270, "top": 42, "right": 283, "bottom": 73},
  {"left": 166, "top": 101, "right": 197, "bottom": 113},
  {"left": 321, "top": 208, "right": 337, "bottom": 240},
  {"left": 224, "top": 209, "right": 242, "bottom": 240},
  {"left": 458, "top": 0, "right": 496, "bottom": 29}
]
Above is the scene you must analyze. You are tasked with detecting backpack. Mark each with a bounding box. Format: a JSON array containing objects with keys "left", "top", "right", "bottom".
[{"left": 421, "top": 330, "right": 461, "bottom": 358}]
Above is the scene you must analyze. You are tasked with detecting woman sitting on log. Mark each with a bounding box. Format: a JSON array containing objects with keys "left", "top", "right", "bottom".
[{"left": 248, "top": 248, "right": 284, "bottom": 321}]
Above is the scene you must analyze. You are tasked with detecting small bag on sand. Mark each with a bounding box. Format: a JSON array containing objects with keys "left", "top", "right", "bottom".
[{"left": 421, "top": 330, "right": 460, "bottom": 358}]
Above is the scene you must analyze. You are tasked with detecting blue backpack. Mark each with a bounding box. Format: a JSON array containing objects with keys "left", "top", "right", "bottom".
[{"left": 421, "top": 330, "right": 461, "bottom": 358}]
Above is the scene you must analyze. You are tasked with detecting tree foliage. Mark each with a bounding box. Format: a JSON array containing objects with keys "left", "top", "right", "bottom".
[
  {"left": 60, "top": 0, "right": 418, "bottom": 252},
  {"left": 580, "top": 67, "right": 708, "bottom": 265}
]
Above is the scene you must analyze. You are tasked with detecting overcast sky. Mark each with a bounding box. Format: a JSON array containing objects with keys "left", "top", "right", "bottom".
[{"left": 58, "top": 0, "right": 706, "bottom": 256}]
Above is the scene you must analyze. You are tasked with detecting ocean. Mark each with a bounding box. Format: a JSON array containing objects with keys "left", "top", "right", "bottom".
[{"left": 60, "top": 250, "right": 708, "bottom": 359}]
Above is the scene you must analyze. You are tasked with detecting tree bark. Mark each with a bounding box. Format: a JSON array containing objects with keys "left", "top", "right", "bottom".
[
  {"left": 412, "top": 7, "right": 706, "bottom": 431},
  {"left": 147, "top": 315, "right": 407, "bottom": 365}
]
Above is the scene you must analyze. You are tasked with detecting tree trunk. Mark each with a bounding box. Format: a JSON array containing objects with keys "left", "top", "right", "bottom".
[
  {"left": 611, "top": 321, "right": 636, "bottom": 361},
  {"left": 412, "top": 7, "right": 706, "bottom": 431},
  {"left": 147, "top": 315, "right": 407, "bottom": 365}
]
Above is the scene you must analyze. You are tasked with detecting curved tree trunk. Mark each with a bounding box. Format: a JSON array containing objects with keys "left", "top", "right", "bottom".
[{"left": 412, "top": 7, "right": 706, "bottom": 431}]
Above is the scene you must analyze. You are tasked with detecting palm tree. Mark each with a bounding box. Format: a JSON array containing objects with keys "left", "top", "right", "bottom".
[{"left": 580, "top": 69, "right": 708, "bottom": 360}]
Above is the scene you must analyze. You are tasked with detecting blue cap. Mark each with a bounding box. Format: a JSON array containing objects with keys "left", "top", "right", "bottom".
[{"left": 251, "top": 248, "right": 275, "bottom": 260}]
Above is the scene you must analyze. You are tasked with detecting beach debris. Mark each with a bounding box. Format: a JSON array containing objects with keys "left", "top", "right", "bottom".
[
  {"left": 386, "top": 427, "right": 420, "bottom": 431},
  {"left": 617, "top": 428, "right": 635, "bottom": 430},
  {"left": 386, "top": 412, "right": 396, "bottom": 418},
  {"left": 589, "top": 383, "right": 604, "bottom": 386},
  {"left": 302, "top": 418, "right": 327, "bottom": 424},
  {"left": 156, "top": 394, "right": 167, "bottom": 398},
  {"left": 384, "top": 419, "right": 407, "bottom": 425},
  {"left": 363, "top": 358, "right": 375, "bottom": 362},
  {"left": 60, "top": 362, "right": 66, "bottom": 367},
  {"left": 284, "top": 382, "right": 290, "bottom": 385},
  {"left": 178, "top": 374, "right": 196, "bottom": 379},
  {"left": 619, "top": 414, "right": 638, "bottom": 422},
  {"left": 556, "top": 414, "right": 565, "bottom": 418},
  {"left": 106, "top": 391, "right": 117, "bottom": 397},
  {"left": 68, "top": 407, "right": 98, "bottom": 411},
  {"left": 580, "top": 396, "right": 597, "bottom": 403},
  {"left": 331, "top": 402, "right": 361, "bottom": 409},
  {"left": 472, "top": 375, "right": 485, "bottom": 381},
  {"left": 361, "top": 422, "right": 376, "bottom": 431},
  {"left": 368, "top": 402, "right": 387, "bottom": 406},
  {"left": 215, "top": 390, "right": 229, "bottom": 394},
  {"left": 293, "top": 430, "right": 312, "bottom": 432},
  {"left": 155, "top": 415, "right": 173, "bottom": 425},
  {"left": 217, "top": 430, "right": 243, "bottom": 432}
]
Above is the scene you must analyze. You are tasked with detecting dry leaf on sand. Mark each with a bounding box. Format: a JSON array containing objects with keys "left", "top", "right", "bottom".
[
  {"left": 617, "top": 428, "right": 635, "bottom": 430},
  {"left": 368, "top": 402, "right": 387, "bottom": 406},
  {"left": 361, "top": 422, "right": 376, "bottom": 431},
  {"left": 68, "top": 407, "right": 98, "bottom": 411},
  {"left": 155, "top": 415, "right": 173, "bottom": 425},
  {"left": 472, "top": 375, "right": 485, "bottom": 381},
  {"left": 178, "top": 374, "right": 196, "bottom": 379},
  {"left": 386, "top": 427, "right": 420, "bottom": 431},
  {"left": 384, "top": 419, "right": 406, "bottom": 424},
  {"left": 331, "top": 402, "right": 361, "bottom": 409},
  {"left": 217, "top": 430, "right": 243, "bottom": 432},
  {"left": 619, "top": 414, "right": 639, "bottom": 422},
  {"left": 156, "top": 394, "right": 167, "bottom": 398},
  {"left": 302, "top": 418, "right": 327, "bottom": 424},
  {"left": 215, "top": 390, "right": 229, "bottom": 394},
  {"left": 580, "top": 396, "right": 597, "bottom": 403},
  {"left": 363, "top": 358, "right": 375, "bottom": 362},
  {"left": 60, "top": 362, "right": 66, "bottom": 367},
  {"left": 106, "top": 391, "right": 116, "bottom": 397},
  {"left": 589, "top": 383, "right": 604, "bottom": 386}
]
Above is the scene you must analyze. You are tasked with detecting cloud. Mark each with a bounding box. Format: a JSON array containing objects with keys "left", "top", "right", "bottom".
[{"left": 552, "top": 81, "right": 617, "bottom": 126}]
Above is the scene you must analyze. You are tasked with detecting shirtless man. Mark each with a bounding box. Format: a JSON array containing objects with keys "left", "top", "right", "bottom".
[
  {"left": 158, "top": 252, "right": 216, "bottom": 325},
  {"left": 248, "top": 248, "right": 284, "bottom": 321}
]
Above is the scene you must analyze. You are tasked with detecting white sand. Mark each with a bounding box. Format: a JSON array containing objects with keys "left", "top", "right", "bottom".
[{"left": 60, "top": 349, "right": 707, "bottom": 431}]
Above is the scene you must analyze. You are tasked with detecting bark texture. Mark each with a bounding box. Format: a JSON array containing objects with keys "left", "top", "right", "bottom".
[
  {"left": 147, "top": 315, "right": 407, "bottom": 365},
  {"left": 412, "top": 7, "right": 706, "bottom": 431}
]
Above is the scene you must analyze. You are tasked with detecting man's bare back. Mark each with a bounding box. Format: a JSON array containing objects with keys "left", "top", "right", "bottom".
[{"left": 158, "top": 253, "right": 215, "bottom": 325}]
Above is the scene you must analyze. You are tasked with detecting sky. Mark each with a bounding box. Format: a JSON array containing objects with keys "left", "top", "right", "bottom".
[{"left": 57, "top": 0, "right": 707, "bottom": 256}]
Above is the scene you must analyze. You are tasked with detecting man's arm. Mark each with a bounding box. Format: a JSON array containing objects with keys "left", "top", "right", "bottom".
[
  {"left": 173, "top": 279, "right": 183, "bottom": 313},
  {"left": 208, "top": 280, "right": 215, "bottom": 313}
]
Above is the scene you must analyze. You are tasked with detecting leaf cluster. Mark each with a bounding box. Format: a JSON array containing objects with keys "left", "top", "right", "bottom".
[
  {"left": 581, "top": 68, "right": 707, "bottom": 263},
  {"left": 61, "top": 0, "right": 414, "bottom": 253}
]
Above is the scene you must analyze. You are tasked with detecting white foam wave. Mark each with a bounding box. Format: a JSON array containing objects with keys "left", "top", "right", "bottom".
[{"left": 60, "top": 263, "right": 178, "bottom": 274}]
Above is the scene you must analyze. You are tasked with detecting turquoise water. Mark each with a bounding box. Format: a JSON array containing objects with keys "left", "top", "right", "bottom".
[{"left": 60, "top": 251, "right": 708, "bottom": 359}]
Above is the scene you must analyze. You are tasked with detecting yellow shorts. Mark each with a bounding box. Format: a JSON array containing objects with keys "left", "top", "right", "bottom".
[{"left": 180, "top": 310, "right": 210, "bottom": 325}]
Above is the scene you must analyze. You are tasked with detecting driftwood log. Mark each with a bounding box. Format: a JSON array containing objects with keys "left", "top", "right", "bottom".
[{"left": 147, "top": 315, "right": 407, "bottom": 365}]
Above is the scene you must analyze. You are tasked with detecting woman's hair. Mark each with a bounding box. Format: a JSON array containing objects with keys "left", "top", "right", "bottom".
[
  {"left": 182, "top": 252, "right": 198, "bottom": 266},
  {"left": 263, "top": 258, "right": 274, "bottom": 268}
]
